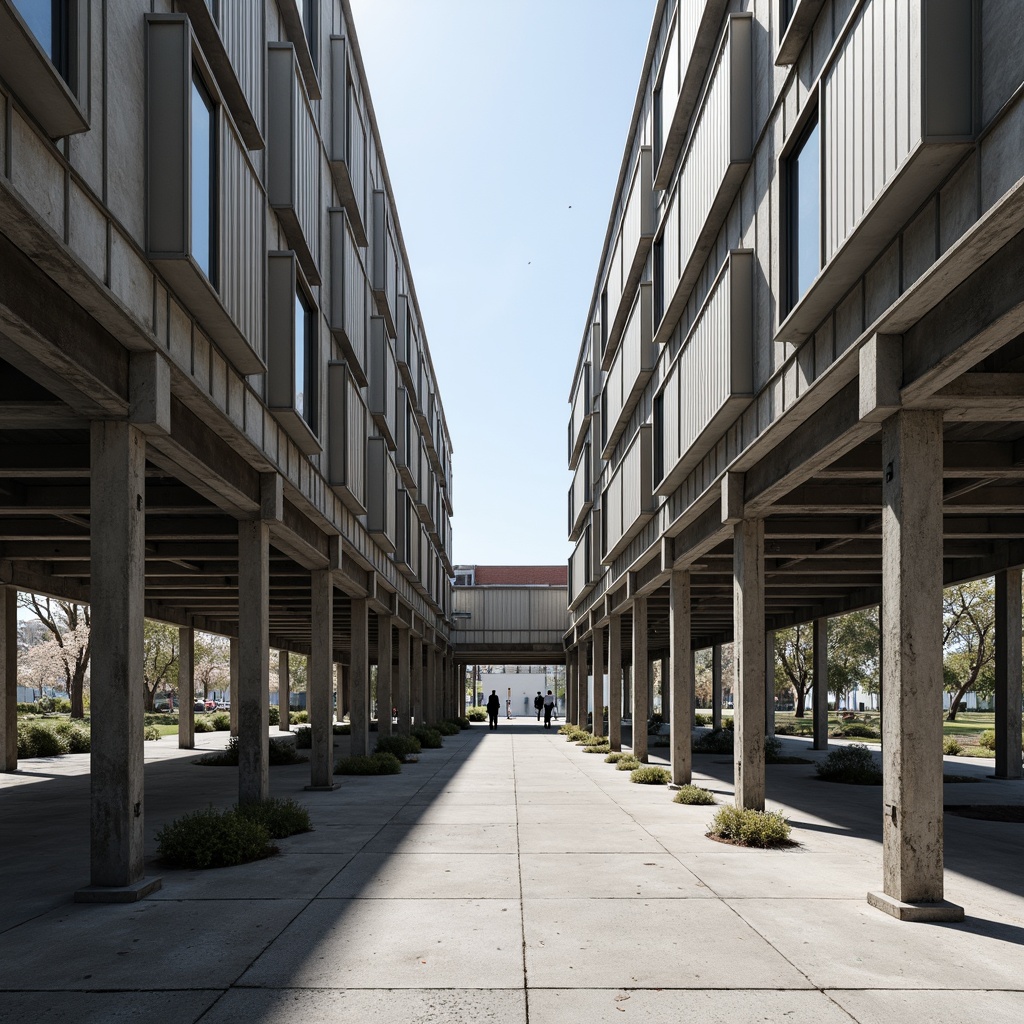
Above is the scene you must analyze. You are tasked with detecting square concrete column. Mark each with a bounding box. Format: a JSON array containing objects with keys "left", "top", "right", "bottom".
[
  {"left": 278, "top": 650, "right": 290, "bottom": 731},
  {"left": 576, "top": 643, "right": 588, "bottom": 730},
  {"left": 425, "top": 645, "right": 436, "bottom": 725},
  {"left": 396, "top": 627, "right": 411, "bottom": 734},
  {"left": 228, "top": 638, "right": 239, "bottom": 736},
  {"left": 712, "top": 643, "right": 723, "bottom": 731},
  {"left": 765, "top": 630, "right": 776, "bottom": 738},
  {"left": 733, "top": 517, "right": 765, "bottom": 810},
  {"left": 178, "top": 627, "right": 195, "bottom": 750},
  {"left": 994, "top": 568, "right": 1023, "bottom": 779},
  {"left": 632, "top": 599, "right": 649, "bottom": 763},
  {"left": 869, "top": 409, "right": 962, "bottom": 921},
  {"left": 592, "top": 625, "right": 605, "bottom": 736},
  {"left": 608, "top": 613, "right": 622, "bottom": 751},
  {"left": 349, "top": 598, "right": 370, "bottom": 756},
  {"left": 1, "top": 586, "right": 17, "bottom": 772},
  {"left": 377, "top": 614, "right": 393, "bottom": 738},
  {"left": 566, "top": 655, "right": 575, "bottom": 725},
  {"left": 80, "top": 421, "right": 157, "bottom": 899},
  {"left": 337, "top": 662, "right": 346, "bottom": 722},
  {"left": 308, "top": 569, "right": 335, "bottom": 789},
  {"left": 411, "top": 636, "right": 423, "bottom": 727},
  {"left": 812, "top": 618, "right": 829, "bottom": 751},
  {"left": 237, "top": 519, "right": 270, "bottom": 806},
  {"left": 670, "top": 570, "right": 693, "bottom": 786}
]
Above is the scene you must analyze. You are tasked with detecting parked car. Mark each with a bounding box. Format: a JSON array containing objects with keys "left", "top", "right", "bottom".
[
  {"left": 154, "top": 701, "right": 173, "bottom": 713},
  {"left": 193, "top": 701, "right": 206, "bottom": 714},
  {"left": 215, "top": 701, "right": 230, "bottom": 711},
  {"left": 204, "top": 700, "right": 217, "bottom": 712}
]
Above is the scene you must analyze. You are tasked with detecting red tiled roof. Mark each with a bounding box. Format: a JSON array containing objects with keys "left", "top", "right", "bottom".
[{"left": 471, "top": 565, "right": 567, "bottom": 586}]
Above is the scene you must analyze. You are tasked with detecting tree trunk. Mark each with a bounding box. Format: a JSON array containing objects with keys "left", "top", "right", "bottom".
[
  {"left": 795, "top": 685, "right": 807, "bottom": 717},
  {"left": 71, "top": 663, "right": 86, "bottom": 719}
]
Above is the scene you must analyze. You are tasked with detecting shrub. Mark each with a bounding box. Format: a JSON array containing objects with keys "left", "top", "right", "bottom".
[
  {"left": 268, "top": 705, "right": 280, "bottom": 726},
  {"left": 194, "top": 716, "right": 215, "bottom": 733},
  {"left": 291, "top": 710, "right": 309, "bottom": 724},
  {"left": 842, "top": 723, "right": 880, "bottom": 739},
  {"left": 604, "top": 751, "right": 629, "bottom": 763},
  {"left": 156, "top": 807, "right": 275, "bottom": 869},
  {"left": 412, "top": 726, "right": 443, "bottom": 749},
  {"left": 465, "top": 706, "right": 488, "bottom": 722},
  {"left": 977, "top": 729, "right": 996, "bottom": 751},
  {"left": 816, "top": 744, "right": 883, "bottom": 785},
  {"left": 209, "top": 712, "right": 231, "bottom": 731},
  {"left": 557, "top": 724, "right": 576, "bottom": 735},
  {"left": 693, "top": 729, "right": 734, "bottom": 754},
  {"left": 53, "top": 719, "right": 91, "bottom": 753},
  {"left": 708, "top": 806, "right": 792, "bottom": 848},
  {"left": 674, "top": 784, "right": 716, "bottom": 805},
  {"left": 694, "top": 713, "right": 712, "bottom": 727},
  {"left": 334, "top": 752, "right": 402, "bottom": 776},
  {"left": 943, "top": 737, "right": 964, "bottom": 756},
  {"left": 722, "top": 717, "right": 735, "bottom": 730},
  {"left": 375, "top": 733, "right": 422, "bottom": 762},
  {"left": 615, "top": 756, "right": 642, "bottom": 771},
  {"left": 269, "top": 738, "right": 305, "bottom": 765},
  {"left": 648, "top": 712, "right": 665, "bottom": 734},
  {"left": 294, "top": 726, "right": 312, "bottom": 749},
  {"left": 144, "top": 725, "right": 162, "bottom": 741},
  {"left": 574, "top": 732, "right": 603, "bottom": 746},
  {"left": 194, "top": 736, "right": 302, "bottom": 766},
  {"left": 334, "top": 722, "right": 351, "bottom": 735},
  {"left": 236, "top": 797, "right": 311, "bottom": 839},
  {"left": 630, "top": 766, "right": 672, "bottom": 785},
  {"left": 17, "top": 702, "right": 38, "bottom": 714},
  {"left": 583, "top": 744, "right": 611, "bottom": 754},
  {"left": 763, "top": 736, "right": 783, "bottom": 762},
  {"left": 456, "top": 716, "right": 471, "bottom": 729},
  {"left": 430, "top": 720, "right": 460, "bottom": 736},
  {"left": 17, "top": 721, "right": 70, "bottom": 758}
]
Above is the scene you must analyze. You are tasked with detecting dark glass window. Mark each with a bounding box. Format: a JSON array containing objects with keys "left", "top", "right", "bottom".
[
  {"left": 600, "top": 289, "right": 608, "bottom": 353},
  {"left": 780, "top": 0, "right": 796, "bottom": 33},
  {"left": 302, "top": 0, "right": 318, "bottom": 69},
  {"left": 191, "top": 72, "right": 216, "bottom": 284},
  {"left": 652, "top": 393, "right": 664, "bottom": 484},
  {"left": 786, "top": 116, "right": 820, "bottom": 312},
  {"left": 653, "top": 86, "right": 663, "bottom": 167},
  {"left": 14, "top": 0, "right": 71, "bottom": 82},
  {"left": 653, "top": 237, "right": 665, "bottom": 326},
  {"left": 295, "top": 288, "right": 317, "bottom": 428}
]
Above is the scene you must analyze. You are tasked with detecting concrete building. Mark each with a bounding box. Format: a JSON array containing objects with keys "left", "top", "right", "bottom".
[
  {"left": 0, "top": 0, "right": 458, "bottom": 898},
  {"left": 568, "top": 0, "right": 1024, "bottom": 921}
]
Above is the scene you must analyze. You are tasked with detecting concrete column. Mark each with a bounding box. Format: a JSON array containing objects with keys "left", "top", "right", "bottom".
[
  {"left": 1, "top": 587, "right": 17, "bottom": 771},
  {"left": 349, "top": 598, "right": 369, "bottom": 756},
  {"left": 994, "top": 568, "right": 1023, "bottom": 779},
  {"left": 608, "top": 614, "right": 622, "bottom": 751},
  {"left": 377, "top": 614, "right": 393, "bottom": 738},
  {"left": 869, "top": 409, "right": 961, "bottom": 921},
  {"left": 278, "top": 650, "right": 290, "bottom": 731},
  {"left": 424, "top": 645, "right": 436, "bottom": 725},
  {"left": 592, "top": 625, "right": 605, "bottom": 736},
  {"left": 812, "top": 618, "right": 829, "bottom": 751},
  {"left": 308, "top": 569, "right": 334, "bottom": 789},
  {"left": 733, "top": 517, "right": 766, "bottom": 810},
  {"left": 396, "top": 627, "right": 411, "bottom": 734},
  {"left": 712, "top": 643, "right": 723, "bottom": 731},
  {"left": 228, "top": 638, "right": 239, "bottom": 736},
  {"left": 632, "top": 599, "right": 649, "bottom": 763},
  {"left": 566, "top": 655, "right": 575, "bottom": 725},
  {"left": 576, "top": 643, "right": 588, "bottom": 730},
  {"left": 670, "top": 570, "right": 693, "bottom": 786},
  {"left": 765, "top": 630, "right": 776, "bottom": 738},
  {"left": 691, "top": 651, "right": 698, "bottom": 726},
  {"left": 411, "top": 636, "right": 423, "bottom": 728},
  {"left": 337, "top": 662, "right": 347, "bottom": 722},
  {"left": 237, "top": 519, "right": 269, "bottom": 806},
  {"left": 178, "top": 627, "right": 195, "bottom": 750},
  {"left": 81, "top": 420, "right": 154, "bottom": 897}
]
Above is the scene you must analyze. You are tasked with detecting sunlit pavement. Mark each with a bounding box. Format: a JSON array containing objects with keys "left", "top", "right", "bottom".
[{"left": 1, "top": 720, "right": 1023, "bottom": 1023}]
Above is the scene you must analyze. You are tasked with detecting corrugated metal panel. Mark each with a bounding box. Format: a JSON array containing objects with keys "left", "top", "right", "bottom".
[
  {"left": 569, "top": 525, "right": 592, "bottom": 606},
  {"left": 366, "top": 436, "right": 397, "bottom": 553},
  {"left": 328, "top": 208, "right": 367, "bottom": 384},
  {"left": 368, "top": 316, "right": 397, "bottom": 447},
  {"left": 348, "top": 85, "right": 367, "bottom": 228},
  {"left": 568, "top": 442, "right": 592, "bottom": 541},
  {"left": 602, "top": 424, "right": 653, "bottom": 563},
  {"left": 217, "top": 0, "right": 263, "bottom": 147},
  {"left": 568, "top": 365, "right": 591, "bottom": 469},
  {"left": 327, "top": 360, "right": 367, "bottom": 513}
]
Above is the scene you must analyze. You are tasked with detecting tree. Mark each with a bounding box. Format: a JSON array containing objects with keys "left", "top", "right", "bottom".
[
  {"left": 194, "top": 633, "right": 231, "bottom": 700},
  {"left": 828, "top": 608, "right": 879, "bottom": 710},
  {"left": 143, "top": 621, "right": 180, "bottom": 711},
  {"left": 943, "top": 579, "right": 995, "bottom": 721},
  {"left": 774, "top": 624, "right": 814, "bottom": 716},
  {"left": 17, "top": 593, "right": 91, "bottom": 718}
]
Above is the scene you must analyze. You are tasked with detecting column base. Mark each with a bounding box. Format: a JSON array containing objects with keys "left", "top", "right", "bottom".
[
  {"left": 75, "top": 877, "right": 162, "bottom": 904},
  {"left": 304, "top": 783, "right": 339, "bottom": 792},
  {"left": 866, "top": 891, "right": 964, "bottom": 922},
  {"left": 987, "top": 773, "right": 1023, "bottom": 780}
]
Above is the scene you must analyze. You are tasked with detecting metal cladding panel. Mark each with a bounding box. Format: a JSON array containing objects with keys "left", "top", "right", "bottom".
[
  {"left": 662, "top": 189, "right": 680, "bottom": 303},
  {"left": 217, "top": 0, "right": 263, "bottom": 138},
  {"left": 368, "top": 317, "right": 397, "bottom": 447},
  {"left": 366, "top": 436, "right": 397, "bottom": 552},
  {"left": 569, "top": 525, "right": 593, "bottom": 606},
  {"left": 603, "top": 284, "right": 654, "bottom": 459},
  {"left": 568, "top": 365, "right": 592, "bottom": 468},
  {"left": 604, "top": 235, "right": 624, "bottom": 344},
  {"left": 621, "top": 147, "right": 655, "bottom": 275},
  {"left": 569, "top": 442, "right": 592, "bottom": 540},
  {"left": 266, "top": 252, "right": 297, "bottom": 411},
  {"left": 603, "top": 425, "right": 653, "bottom": 562},
  {"left": 328, "top": 208, "right": 367, "bottom": 383},
  {"left": 394, "top": 487, "right": 411, "bottom": 568},
  {"left": 657, "top": 250, "right": 753, "bottom": 494},
  {"left": 327, "top": 360, "right": 367, "bottom": 513},
  {"left": 347, "top": 86, "right": 367, "bottom": 228}
]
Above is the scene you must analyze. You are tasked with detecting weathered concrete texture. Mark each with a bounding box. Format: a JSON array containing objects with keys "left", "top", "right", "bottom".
[
  {"left": 669, "top": 569, "right": 693, "bottom": 786},
  {"left": 377, "top": 618, "right": 393, "bottom": 738},
  {"left": 733, "top": 517, "right": 766, "bottom": 809},
  {"left": 608, "top": 613, "right": 622, "bottom": 750},
  {"left": 308, "top": 569, "right": 333, "bottom": 789},
  {"left": 632, "top": 599, "right": 648, "bottom": 762},
  {"left": 812, "top": 617, "right": 829, "bottom": 750},
  {"left": 994, "top": 567, "right": 1023, "bottom": 779},
  {"left": 0, "top": 992, "right": 222, "bottom": 1023},
  {"left": 237, "top": 519, "right": 269, "bottom": 805},
  {"left": 1, "top": 586, "right": 17, "bottom": 772},
  {"left": 177, "top": 627, "right": 194, "bottom": 750}
]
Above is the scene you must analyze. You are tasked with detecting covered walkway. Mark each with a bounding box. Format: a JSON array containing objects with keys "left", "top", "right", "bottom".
[{"left": 1, "top": 722, "right": 1022, "bottom": 1022}]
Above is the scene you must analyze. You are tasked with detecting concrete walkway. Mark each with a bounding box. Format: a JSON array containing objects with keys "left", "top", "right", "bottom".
[{"left": 1, "top": 721, "right": 1023, "bottom": 1022}]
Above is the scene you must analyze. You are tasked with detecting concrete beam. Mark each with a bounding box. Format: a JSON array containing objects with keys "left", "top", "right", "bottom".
[{"left": 859, "top": 334, "right": 903, "bottom": 422}]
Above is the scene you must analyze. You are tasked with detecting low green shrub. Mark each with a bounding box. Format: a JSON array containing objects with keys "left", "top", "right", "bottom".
[
  {"left": 209, "top": 712, "right": 231, "bottom": 731},
  {"left": 412, "top": 726, "right": 443, "bottom": 749},
  {"left": 294, "top": 726, "right": 312, "bottom": 749},
  {"left": 269, "top": 738, "right": 306, "bottom": 765},
  {"left": 571, "top": 731, "right": 601, "bottom": 745},
  {"left": 156, "top": 807, "right": 275, "bottom": 869},
  {"left": 195, "top": 737, "right": 304, "bottom": 766},
  {"left": 375, "top": 733, "right": 422, "bottom": 762},
  {"left": 290, "top": 710, "right": 309, "bottom": 724},
  {"left": 465, "top": 706, "right": 488, "bottom": 722},
  {"left": 430, "top": 720, "right": 460, "bottom": 736},
  {"left": 723, "top": 717, "right": 735, "bottom": 730},
  {"left": 144, "top": 725, "right": 162, "bottom": 741},
  {"left": 708, "top": 806, "right": 792, "bottom": 848},
  {"left": 53, "top": 718, "right": 91, "bottom": 753},
  {"left": 145, "top": 713, "right": 177, "bottom": 726},
  {"left": 17, "top": 721, "right": 70, "bottom": 758},
  {"left": 583, "top": 744, "right": 611, "bottom": 754},
  {"left": 36, "top": 696, "right": 71, "bottom": 714},
  {"left": 334, "top": 752, "right": 402, "bottom": 776},
  {"left": 842, "top": 723, "right": 880, "bottom": 739},
  {"left": 604, "top": 751, "right": 629, "bottom": 763},
  {"left": 694, "top": 713, "right": 712, "bottom": 727},
  {"left": 334, "top": 722, "right": 351, "bottom": 735},
  {"left": 674, "top": 784, "right": 716, "bottom": 805},
  {"left": 16, "top": 702, "right": 38, "bottom": 714},
  {"left": 557, "top": 724, "right": 576, "bottom": 735},
  {"left": 194, "top": 716, "right": 215, "bottom": 733},
  {"left": 630, "top": 766, "right": 672, "bottom": 785},
  {"left": 268, "top": 705, "right": 280, "bottom": 726},
  {"left": 977, "top": 729, "right": 996, "bottom": 751},
  {"left": 615, "top": 756, "right": 642, "bottom": 771},
  {"left": 456, "top": 716, "right": 471, "bottom": 729},
  {"left": 693, "top": 729, "right": 734, "bottom": 754},
  {"left": 236, "top": 797, "right": 311, "bottom": 839},
  {"left": 943, "top": 737, "right": 964, "bottom": 756},
  {"left": 816, "top": 743, "right": 882, "bottom": 785}
]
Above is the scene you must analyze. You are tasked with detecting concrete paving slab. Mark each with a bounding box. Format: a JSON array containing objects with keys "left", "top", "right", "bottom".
[
  {"left": 517, "top": 821, "right": 664, "bottom": 854},
  {"left": 363, "top": 822, "right": 519, "bottom": 855},
  {"left": 239, "top": 897, "right": 524, "bottom": 989},
  {"left": 522, "top": 897, "right": 813, "bottom": 989},
  {"left": 273, "top": 823, "right": 381, "bottom": 854},
  {"left": 199, "top": 987, "right": 528, "bottom": 1023},
  {"left": 321, "top": 852, "right": 521, "bottom": 899},
  {"left": 528, "top": 989, "right": 856, "bottom": 1024},
  {"left": 391, "top": 801, "right": 519, "bottom": 824},
  {"left": 0, "top": 991, "right": 223, "bottom": 1023},
  {"left": 520, "top": 853, "right": 709, "bottom": 899},
  {"left": 828, "top": 988, "right": 1024, "bottom": 1023}
]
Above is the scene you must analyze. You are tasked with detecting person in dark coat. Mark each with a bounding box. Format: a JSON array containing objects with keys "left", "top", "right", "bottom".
[
  {"left": 486, "top": 690, "right": 501, "bottom": 730},
  {"left": 534, "top": 691, "right": 544, "bottom": 721}
]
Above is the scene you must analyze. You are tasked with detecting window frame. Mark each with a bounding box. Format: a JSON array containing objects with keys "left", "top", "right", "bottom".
[
  {"left": 782, "top": 103, "right": 821, "bottom": 317},
  {"left": 190, "top": 67, "right": 218, "bottom": 288},
  {"left": 294, "top": 278, "right": 318, "bottom": 432}
]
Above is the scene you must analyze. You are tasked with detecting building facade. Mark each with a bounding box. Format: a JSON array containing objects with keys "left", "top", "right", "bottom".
[
  {"left": 568, "top": 0, "right": 1024, "bottom": 919},
  {"left": 0, "top": 0, "right": 456, "bottom": 897}
]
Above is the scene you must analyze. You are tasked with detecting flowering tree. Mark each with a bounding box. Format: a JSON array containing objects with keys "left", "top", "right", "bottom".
[{"left": 17, "top": 594, "right": 91, "bottom": 717}]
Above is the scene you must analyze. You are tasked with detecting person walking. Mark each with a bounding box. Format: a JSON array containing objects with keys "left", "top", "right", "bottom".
[
  {"left": 486, "top": 689, "right": 501, "bottom": 731},
  {"left": 534, "top": 691, "right": 544, "bottom": 721},
  {"left": 505, "top": 696, "right": 513, "bottom": 719},
  {"left": 543, "top": 690, "right": 556, "bottom": 729}
]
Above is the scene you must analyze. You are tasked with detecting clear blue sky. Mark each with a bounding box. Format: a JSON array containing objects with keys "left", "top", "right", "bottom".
[{"left": 347, "top": 0, "right": 655, "bottom": 566}]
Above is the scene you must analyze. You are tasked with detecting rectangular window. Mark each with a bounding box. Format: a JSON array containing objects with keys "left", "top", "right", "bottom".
[
  {"left": 191, "top": 71, "right": 216, "bottom": 285},
  {"left": 302, "top": 0, "right": 318, "bottom": 69},
  {"left": 600, "top": 289, "right": 608, "bottom": 353},
  {"left": 780, "top": 0, "right": 796, "bottom": 33},
  {"left": 653, "top": 237, "right": 665, "bottom": 326},
  {"left": 652, "top": 393, "right": 664, "bottom": 484},
  {"left": 295, "top": 287, "right": 316, "bottom": 428},
  {"left": 14, "top": 0, "right": 71, "bottom": 82},
  {"left": 653, "top": 86, "right": 663, "bottom": 168},
  {"left": 785, "top": 116, "right": 820, "bottom": 313}
]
